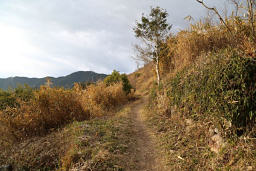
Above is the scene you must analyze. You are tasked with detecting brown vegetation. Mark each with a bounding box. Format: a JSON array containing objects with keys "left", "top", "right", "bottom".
[
  {"left": 0, "top": 82, "right": 132, "bottom": 139},
  {"left": 0, "top": 81, "right": 134, "bottom": 169},
  {"left": 1, "top": 2, "right": 256, "bottom": 170}
]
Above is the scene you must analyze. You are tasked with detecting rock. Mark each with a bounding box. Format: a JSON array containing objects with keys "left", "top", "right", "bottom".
[
  {"left": 0, "top": 165, "right": 12, "bottom": 171},
  {"left": 214, "top": 128, "right": 219, "bottom": 134},
  {"left": 209, "top": 133, "right": 225, "bottom": 153}
]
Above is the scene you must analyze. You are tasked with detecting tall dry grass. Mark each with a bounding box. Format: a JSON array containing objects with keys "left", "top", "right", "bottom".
[
  {"left": 159, "top": 17, "right": 256, "bottom": 74},
  {"left": 0, "top": 82, "right": 132, "bottom": 139}
]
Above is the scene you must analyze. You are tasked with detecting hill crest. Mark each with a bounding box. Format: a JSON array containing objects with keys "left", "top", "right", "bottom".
[{"left": 0, "top": 71, "right": 107, "bottom": 90}]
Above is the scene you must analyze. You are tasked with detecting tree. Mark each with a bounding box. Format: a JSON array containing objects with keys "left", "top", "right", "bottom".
[
  {"left": 120, "top": 74, "right": 132, "bottom": 95},
  {"left": 104, "top": 70, "right": 132, "bottom": 95},
  {"left": 104, "top": 70, "right": 121, "bottom": 86},
  {"left": 133, "top": 6, "right": 172, "bottom": 85}
]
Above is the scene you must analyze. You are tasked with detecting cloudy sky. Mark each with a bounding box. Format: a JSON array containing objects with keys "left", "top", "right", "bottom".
[{"left": 0, "top": 0, "right": 231, "bottom": 78}]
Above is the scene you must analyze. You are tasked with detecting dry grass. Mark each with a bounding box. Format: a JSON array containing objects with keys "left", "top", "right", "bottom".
[
  {"left": 146, "top": 105, "right": 256, "bottom": 170},
  {"left": 0, "top": 81, "right": 134, "bottom": 169},
  {"left": 1, "top": 11, "right": 256, "bottom": 171},
  {"left": 159, "top": 18, "right": 256, "bottom": 75},
  {"left": 0, "top": 82, "right": 131, "bottom": 139},
  {"left": 0, "top": 126, "right": 72, "bottom": 170},
  {"left": 78, "top": 82, "right": 130, "bottom": 116},
  {"left": 144, "top": 16, "right": 256, "bottom": 170},
  {"left": 0, "top": 87, "right": 88, "bottom": 139},
  {"left": 128, "top": 63, "right": 155, "bottom": 96},
  {"left": 59, "top": 107, "right": 137, "bottom": 171}
]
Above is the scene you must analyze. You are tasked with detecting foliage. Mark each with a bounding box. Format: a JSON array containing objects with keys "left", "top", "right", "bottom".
[
  {"left": 134, "top": 6, "right": 171, "bottom": 44},
  {"left": 14, "top": 84, "right": 34, "bottom": 102},
  {"left": 104, "top": 70, "right": 122, "bottom": 86},
  {"left": 104, "top": 70, "right": 132, "bottom": 95},
  {"left": 0, "top": 85, "right": 34, "bottom": 110},
  {"left": 134, "top": 6, "right": 172, "bottom": 84},
  {"left": 121, "top": 74, "right": 133, "bottom": 95},
  {"left": 77, "top": 82, "right": 95, "bottom": 90},
  {"left": 0, "top": 90, "right": 16, "bottom": 110},
  {"left": 168, "top": 49, "right": 256, "bottom": 133}
]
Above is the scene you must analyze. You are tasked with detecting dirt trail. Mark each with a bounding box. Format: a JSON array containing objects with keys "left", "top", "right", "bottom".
[{"left": 128, "top": 97, "right": 168, "bottom": 171}]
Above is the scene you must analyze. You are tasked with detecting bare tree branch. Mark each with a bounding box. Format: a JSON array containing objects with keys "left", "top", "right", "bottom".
[
  {"left": 229, "top": 0, "right": 241, "bottom": 16},
  {"left": 196, "top": 0, "right": 233, "bottom": 33}
]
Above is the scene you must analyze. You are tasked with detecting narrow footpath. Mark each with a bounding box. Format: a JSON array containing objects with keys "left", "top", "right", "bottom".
[{"left": 127, "top": 97, "right": 168, "bottom": 171}]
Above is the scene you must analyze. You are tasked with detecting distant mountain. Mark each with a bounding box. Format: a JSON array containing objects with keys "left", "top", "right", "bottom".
[{"left": 0, "top": 71, "right": 108, "bottom": 90}]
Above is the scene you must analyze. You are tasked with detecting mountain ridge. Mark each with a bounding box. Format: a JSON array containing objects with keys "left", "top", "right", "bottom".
[{"left": 0, "top": 71, "right": 108, "bottom": 90}]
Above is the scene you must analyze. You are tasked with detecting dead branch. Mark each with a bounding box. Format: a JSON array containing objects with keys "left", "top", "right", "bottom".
[
  {"left": 229, "top": 0, "right": 240, "bottom": 16},
  {"left": 196, "top": 0, "right": 233, "bottom": 33}
]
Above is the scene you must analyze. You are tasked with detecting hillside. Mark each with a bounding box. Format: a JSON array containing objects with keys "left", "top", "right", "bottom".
[
  {"left": 0, "top": 71, "right": 107, "bottom": 90},
  {"left": 0, "top": 3, "right": 256, "bottom": 171}
]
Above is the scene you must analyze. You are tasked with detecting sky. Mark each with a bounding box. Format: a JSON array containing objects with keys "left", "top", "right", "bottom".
[{"left": 0, "top": 0, "right": 232, "bottom": 78}]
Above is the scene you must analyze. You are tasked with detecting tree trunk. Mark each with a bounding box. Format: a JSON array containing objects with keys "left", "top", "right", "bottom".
[
  {"left": 155, "top": 56, "right": 160, "bottom": 86},
  {"left": 247, "top": 0, "right": 255, "bottom": 38}
]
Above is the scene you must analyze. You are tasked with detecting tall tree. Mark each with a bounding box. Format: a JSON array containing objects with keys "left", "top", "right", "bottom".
[{"left": 133, "top": 7, "right": 172, "bottom": 85}]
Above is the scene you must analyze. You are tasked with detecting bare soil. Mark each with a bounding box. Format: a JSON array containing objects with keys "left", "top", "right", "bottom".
[{"left": 127, "top": 97, "right": 168, "bottom": 171}]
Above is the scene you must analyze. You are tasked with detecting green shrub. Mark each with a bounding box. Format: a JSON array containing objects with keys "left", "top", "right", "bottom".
[
  {"left": 77, "top": 82, "right": 95, "bottom": 90},
  {"left": 168, "top": 49, "right": 256, "bottom": 134},
  {"left": 0, "top": 85, "right": 34, "bottom": 110},
  {"left": 104, "top": 70, "right": 121, "bottom": 86},
  {"left": 120, "top": 74, "right": 132, "bottom": 95},
  {"left": 14, "top": 84, "right": 34, "bottom": 102},
  {"left": 104, "top": 70, "right": 132, "bottom": 95},
  {"left": 0, "top": 90, "right": 16, "bottom": 110}
]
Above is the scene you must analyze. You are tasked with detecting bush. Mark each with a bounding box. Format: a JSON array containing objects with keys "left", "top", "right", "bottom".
[
  {"left": 120, "top": 74, "right": 132, "bottom": 95},
  {"left": 168, "top": 49, "right": 256, "bottom": 134},
  {"left": 0, "top": 90, "right": 16, "bottom": 110},
  {"left": 0, "top": 86, "right": 89, "bottom": 137},
  {"left": 79, "top": 82, "right": 128, "bottom": 114},
  {"left": 104, "top": 70, "right": 121, "bottom": 86},
  {"left": 0, "top": 81, "right": 133, "bottom": 138},
  {"left": 0, "top": 85, "right": 34, "bottom": 110},
  {"left": 104, "top": 70, "right": 132, "bottom": 95},
  {"left": 14, "top": 84, "right": 34, "bottom": 102}
]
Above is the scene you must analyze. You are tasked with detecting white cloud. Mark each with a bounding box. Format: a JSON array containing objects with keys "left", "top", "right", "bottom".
[{"left": 0, "top": 0, "right": 232, "bottom": 78}]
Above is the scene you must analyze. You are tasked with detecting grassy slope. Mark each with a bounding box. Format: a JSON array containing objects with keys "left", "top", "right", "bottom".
[
  {"left": 0, "top": 106, "right": 137, "bottom": 170},
  {"left": 143, "top": 56, "right": 256, "bottom": 170},
  {"left": 61, "top": 107, "right": 137, "bottom": 171},
  {"left": 1, "top": 52, "right": 255, "bottom": 170},
  {"left": 146, "top": 107, "right": 256, "bottom": 170}
]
